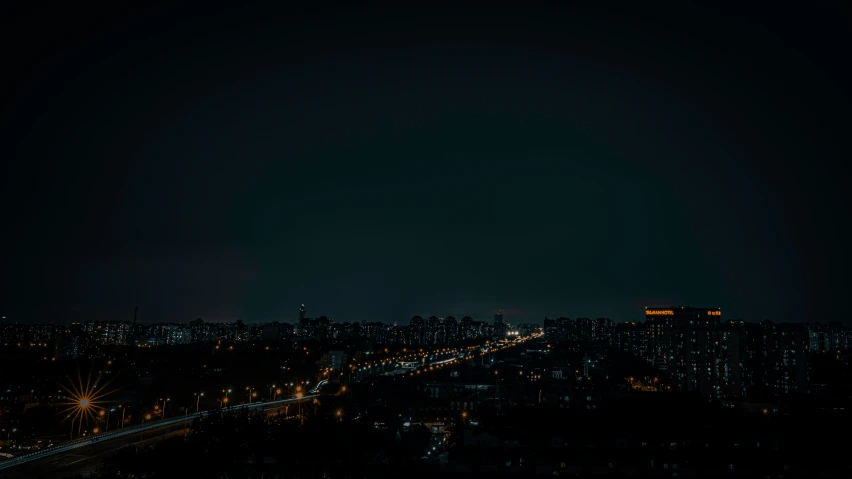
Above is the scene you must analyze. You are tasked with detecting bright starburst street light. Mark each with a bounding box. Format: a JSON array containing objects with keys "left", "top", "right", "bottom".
[{"left": 58, "top": 369, "right": 115, "bottom": 438}]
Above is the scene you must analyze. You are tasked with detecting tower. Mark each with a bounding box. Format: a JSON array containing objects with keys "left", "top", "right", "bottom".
[{"left": 299, "top": 304, "right": 306, "bottom": 322}]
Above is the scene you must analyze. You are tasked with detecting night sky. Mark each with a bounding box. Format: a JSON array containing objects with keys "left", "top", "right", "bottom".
[{"left": 1, "top": 4, "right": 849, "bottom": 325}]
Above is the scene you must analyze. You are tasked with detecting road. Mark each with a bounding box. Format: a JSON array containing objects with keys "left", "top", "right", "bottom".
[
  {"left": 0, "top": 333, "right": 541, "bottom": 477},
  {"left": 0, "top": 396, "right": 316, "bottom": 478},
  {"left": 346, "top": 333, "right": 541, "bottom": 381},
  {"left": 14, "top": 423, "right": 189, "bottom": 478}
]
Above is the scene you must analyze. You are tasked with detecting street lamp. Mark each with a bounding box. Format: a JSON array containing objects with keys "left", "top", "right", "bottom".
[
  {"left": 295, "top": 392, "right": 304, "bottom": 422},
  {"left": 195, "top": 392, "right": 204, "bottom": 413},
  {"left": 159, "top": 398, "right": 170, "bottom": 419},
  {"left": 68, "top": 397, "right": 92, "bottom": 439},
  {"left": 140, "top": 413, "right": 152, "bottom": 442},
  {"left": 117, "top": 405, "right": 126, "bottom": 429},
  {"left": 105, "top": 407, "right": 114, "bottom": 432}
]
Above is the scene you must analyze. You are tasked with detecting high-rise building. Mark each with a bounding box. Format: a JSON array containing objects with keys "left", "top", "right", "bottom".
[
  {"left": 442, "top": 316, "right": 459, "bottom": 343},
  {"left": 328, "top": 350, "right": 346, "bottom": 370},
  {"left": 615, "top": 322, "right": 646, "bottom": 356},
  {"left": 427, "top": 316, "right": 441, "bottom": 345},
  {"left": 262, "top": 322, "right": 284, "bottom": 342},
  {"left": 759, "top": 321, "right": 809, "bottom": 397},
  {"left": 460, "top": 316, "right": 475, "bottom": 340},
  {"left": 410, "top": 316, "right": 425, "bottom": 344},
  {"left": 576, "top": 318, "right": 592, "bottom": 341},
  {"left": 493, "top": 311, "right": 505, "bottom": 338},
  {"left": 517, "top": 323, "right": 538, "bottom": 337},
  {"left": 593, "top": 318, "right": 613, "bottom": 343},
  {"left": 363, "top": 322, "right": 388, "bottom": 343},
  {"left": 543, "top": 317, "right": 558, "bottom": 338},
  {"left": 84, "top": 321, "right": 132, "bottom": 346},
  {"left": 54, "top": 331, "right": 79, "bottom": 358},
  {"left": 643, "top": 306, "right": 740, "bottom": 398},
  {"left": 644, "top": 306, "right": 721, "bottom": 364},
  {"left": 160, "top": 323, "right": 191, "bottom": 345}
]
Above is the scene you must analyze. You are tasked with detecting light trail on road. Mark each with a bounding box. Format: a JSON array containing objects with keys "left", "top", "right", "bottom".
[{"left": 0, "top": 395, "right": 317, "bottom": 473}]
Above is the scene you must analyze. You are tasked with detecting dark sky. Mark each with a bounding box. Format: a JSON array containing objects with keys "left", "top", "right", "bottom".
[{"left": 1, "top": 3, "right": 850, "bottom": 325}]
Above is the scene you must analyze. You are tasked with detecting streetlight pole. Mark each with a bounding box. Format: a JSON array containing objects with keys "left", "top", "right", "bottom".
[
  {"left": 140, "top": 414, "right": 151, "bottom": 442},
  {"left": 159, "top": 398, "right": 170, "bottom": 419},
  {"left": 195, "top": 392, "right": 204, "bottom": 413},
  {"left": 295, "top": 390, "right": 304, "bottom": 423}
]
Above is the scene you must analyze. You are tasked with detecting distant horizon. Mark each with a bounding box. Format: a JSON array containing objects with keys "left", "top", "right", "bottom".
[{"left": 0, "top": 309, "right": 813, "bottom": 326}]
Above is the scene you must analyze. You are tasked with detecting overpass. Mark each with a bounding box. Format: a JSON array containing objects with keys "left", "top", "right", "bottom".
[{"left": 0, "top": 395, "right": 318, "bottom": 472}]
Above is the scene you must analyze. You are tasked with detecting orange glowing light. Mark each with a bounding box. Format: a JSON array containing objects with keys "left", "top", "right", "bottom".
[{"left": 58, "top": 368, "right": 115, "bottom": 437}]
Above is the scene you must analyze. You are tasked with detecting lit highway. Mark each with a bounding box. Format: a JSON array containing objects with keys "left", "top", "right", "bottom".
[
  {"left": 343, "top": 333, "right": 541, "bottom": 380},
  {"left": 0, "top": 395, "right": 317, "bottom": 475},
  {"left": 0, "top": 333, "right": 540, "bottom": 476}
]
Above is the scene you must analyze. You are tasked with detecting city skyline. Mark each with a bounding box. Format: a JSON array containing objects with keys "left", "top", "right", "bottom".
[
  {"left": 2, "top": 302, "right": 736, "bottom": 326},
  {"left": 2, "top": 3, "right": 850, "bottom": 476}
]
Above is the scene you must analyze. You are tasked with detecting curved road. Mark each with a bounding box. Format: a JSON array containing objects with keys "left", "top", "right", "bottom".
[
  {"left": 0, "top": 334, "right": 536, "bottom": 477},
  {"left": 0, "top": 395, "right": 317, "bottom": 476}
]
